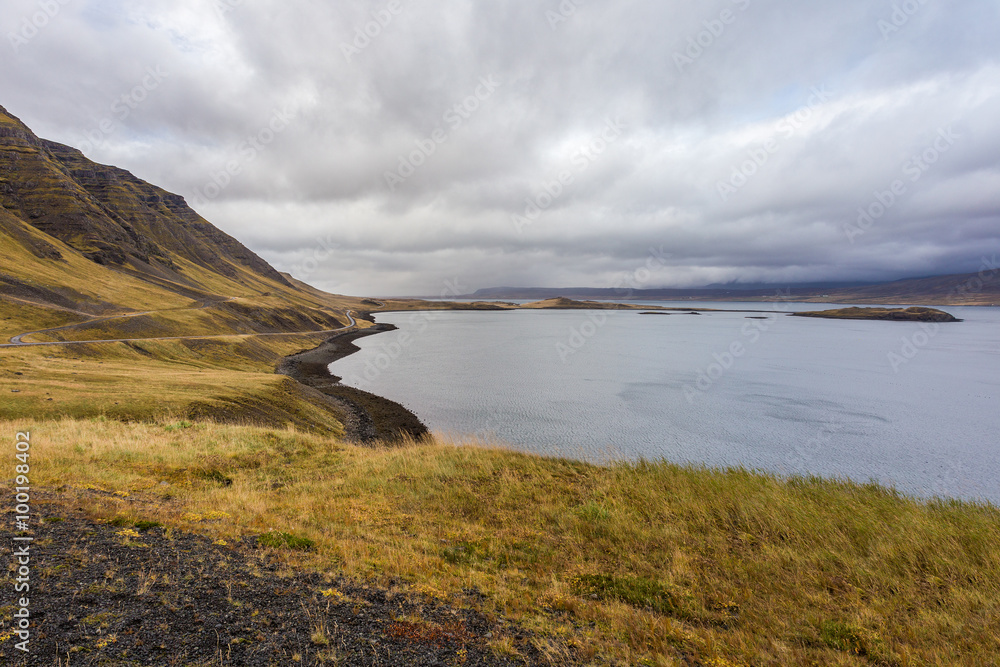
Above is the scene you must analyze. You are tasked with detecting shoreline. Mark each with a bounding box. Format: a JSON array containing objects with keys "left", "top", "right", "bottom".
[
  {"left": 276, "top": 321, "right": 428, "bottom": 443},
  {"left": 275, "top": 300, "right": 967, "bottom": 446}
]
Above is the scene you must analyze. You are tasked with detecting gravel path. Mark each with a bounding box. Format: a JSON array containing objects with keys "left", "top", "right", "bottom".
[{"left": 2, "top": 305, "right": 355, "bottom": 348}]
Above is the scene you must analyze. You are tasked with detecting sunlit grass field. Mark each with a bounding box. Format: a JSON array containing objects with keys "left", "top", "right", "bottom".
[
  {"left": 0, "top": 337, "right": 346, "bottom": 435},
  {"left": 9, "top": 418, "right": 998, "bottom": 666}
]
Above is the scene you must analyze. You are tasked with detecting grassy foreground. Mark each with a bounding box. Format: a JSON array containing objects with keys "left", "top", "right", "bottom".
[{"left": 6, "top": 418, "right": 999, "bottom": 665}]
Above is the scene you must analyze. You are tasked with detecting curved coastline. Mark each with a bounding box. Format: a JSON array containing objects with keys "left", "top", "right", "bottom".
[{"left": 276, "top": 319, "right": 428, "bottom": 443}]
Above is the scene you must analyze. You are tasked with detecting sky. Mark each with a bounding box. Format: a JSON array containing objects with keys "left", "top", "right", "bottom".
[{"left": 2, "top": 0, "right": 1000, "bottom": 297}]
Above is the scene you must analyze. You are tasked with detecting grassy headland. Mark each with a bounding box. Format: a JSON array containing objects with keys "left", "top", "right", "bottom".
[{"left": 5, "top": 418, "right": 998, "bottom": 665}]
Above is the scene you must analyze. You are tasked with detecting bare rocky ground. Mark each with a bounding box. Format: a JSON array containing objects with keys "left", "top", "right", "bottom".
[{"left": 1, "top": 492, "right": 553, "bottom": 666}]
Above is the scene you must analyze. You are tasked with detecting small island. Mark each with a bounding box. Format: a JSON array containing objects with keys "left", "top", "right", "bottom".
[
  {"left": 639, "top": 311, "right": 703, "bottom": 315},
  {"left": 791, "top": 306, "right": 962, "bottom": 322},
  {"left": 521, "top": 297, "right": 662, "bottom": 310}
]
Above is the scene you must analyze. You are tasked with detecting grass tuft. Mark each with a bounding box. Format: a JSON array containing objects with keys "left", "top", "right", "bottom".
[
  {"left": 570, "top": 574, "right": 682, "bottom": 616},
  {"left": 819, "top": 620, "right": 895, "bottom": 663},
  {"left": 258, "top": 531, "right": 316, "bottom": 552},
  {"left": 164, "top": 421, "right": 194, "bottom": 431}
]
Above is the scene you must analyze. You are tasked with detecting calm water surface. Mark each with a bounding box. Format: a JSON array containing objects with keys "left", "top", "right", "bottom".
[{"left": 331, "top": 303, "right": 1000, "bottom": 503}]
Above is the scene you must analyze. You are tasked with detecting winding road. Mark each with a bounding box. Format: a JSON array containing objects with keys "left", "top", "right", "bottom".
[{"left": 1, "top": 306, "right": 356, "bottom": 348}]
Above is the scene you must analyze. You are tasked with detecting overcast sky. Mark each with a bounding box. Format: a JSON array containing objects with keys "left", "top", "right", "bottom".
[{"left": 3, "top": 0, "right": 999, "bottom": 296}]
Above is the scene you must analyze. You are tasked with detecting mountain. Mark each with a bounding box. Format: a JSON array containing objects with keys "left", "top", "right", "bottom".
[
  {"left": 0, "top": 103, "right": 408, "bottom": 439},
  {"left": 701, "top": 280, "right": 877, "bottom": 291},
  {"left": 0, "top": 104, "right": 296, "bottom": 302},
  {"left": 470, "top": 271, "right": 1000, "bottom": 306},
  {"left": 0, "top": 103, "right": 367, "bottom": 336},
  {"left": 813, "top": 272, "right": 1000, "bottom": 305}
]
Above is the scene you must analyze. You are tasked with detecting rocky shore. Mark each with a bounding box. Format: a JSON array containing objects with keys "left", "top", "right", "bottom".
[{"left": 276, "top": 323, "right": 428, "bottom": 443}]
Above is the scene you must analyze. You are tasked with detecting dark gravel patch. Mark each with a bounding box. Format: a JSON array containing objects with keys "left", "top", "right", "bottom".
[{"left": 1, "top": 500, "right": 550, "bottom": 666}]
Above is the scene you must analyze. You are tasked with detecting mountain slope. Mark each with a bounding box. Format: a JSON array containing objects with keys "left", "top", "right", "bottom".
[
  {"left": 0, "top": 103, "right": 298, "bottom": 309},
  {"left": 0, "top": 103, "right": 378, "bottom": 342},
  {"left": 0, "top": 103, "right": 395, "bottom": 438},
  {"left": 817, "top": 271, "right": 1000, "bottom": 305}
]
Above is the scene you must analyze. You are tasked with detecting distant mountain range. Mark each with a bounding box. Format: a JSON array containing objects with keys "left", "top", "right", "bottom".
[{"left": 469, "top": 271, "right": 1000, "bottom": 306}]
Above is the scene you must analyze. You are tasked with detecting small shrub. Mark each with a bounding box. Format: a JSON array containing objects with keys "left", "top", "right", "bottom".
[
  {"left": 570, "top": 573, "right": 681, "bottom": 615},
  {"left": 163, "top": 421, "right": 194, "bottom": 431},
  {"left": 575, "top": 501, "right": 610, "bottom": 522},
  {"left": 820, "top": 620, "right": 888, "bottom": 659},
  {"left": 80, "top": 612, "right": 117, "bottom": 630},
  {"left": 258, "top": 531, "right": 315, "bottom": 551},
  {"left": 311, "top": 622, "right": 330, "bottom": 646},
  {"left": 197, "top": 468, "right": 233, "bottom": 486},
  {"left": 442, "top": 541, "right": 478, "bottom": 565}
]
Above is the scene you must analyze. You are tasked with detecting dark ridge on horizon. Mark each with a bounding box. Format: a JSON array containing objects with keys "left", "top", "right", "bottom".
[{"left": 462, "top": 271, "right": 1000, "bottom": 306}]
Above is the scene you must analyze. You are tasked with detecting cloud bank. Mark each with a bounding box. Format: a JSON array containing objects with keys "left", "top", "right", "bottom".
[{"left": 3, "top": 0, "right": 999, "bottom": 295}]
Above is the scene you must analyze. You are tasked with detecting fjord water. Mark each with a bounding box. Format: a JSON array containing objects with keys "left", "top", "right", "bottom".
[{"left": 331, "top": 305, "right": 1000, "bottom": 504}]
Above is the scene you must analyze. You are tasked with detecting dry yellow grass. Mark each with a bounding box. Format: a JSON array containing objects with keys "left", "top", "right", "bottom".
[
  {"left": 9, "top": 418, "right": 999, "bottom": 666},
  {"left": 0, "top": 299, "right": 87, "bottom": 339},
  {"left": 0, "top": 337, "right": 345, "bottom": 435}
]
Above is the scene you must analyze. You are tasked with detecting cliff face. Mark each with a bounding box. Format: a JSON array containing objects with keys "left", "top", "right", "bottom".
[{"left": 0, "top": 103, "right": 290, "bottom": 291}]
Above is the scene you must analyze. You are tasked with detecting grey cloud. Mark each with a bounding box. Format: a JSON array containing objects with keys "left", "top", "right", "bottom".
[{"left": 2, "top": 0, "right": 999, "bottom": 295}]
